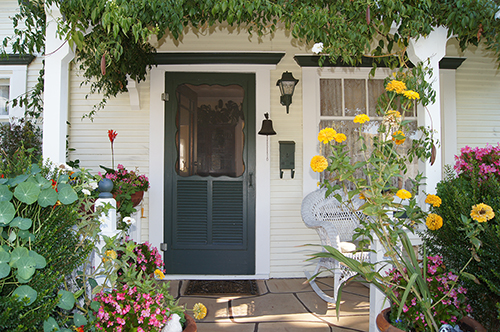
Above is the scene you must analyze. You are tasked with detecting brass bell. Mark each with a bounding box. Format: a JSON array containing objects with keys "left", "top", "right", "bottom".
[{"left": 258, "top": 113, "right": 277, "bottom": 135}]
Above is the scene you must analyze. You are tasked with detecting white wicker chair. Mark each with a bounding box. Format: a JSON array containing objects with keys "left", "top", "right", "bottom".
[{"left": 301, "top": 188, "right": 370, "bottom": 303}]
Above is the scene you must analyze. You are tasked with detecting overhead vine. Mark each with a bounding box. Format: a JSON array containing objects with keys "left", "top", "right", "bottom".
[{"left": 2, "top": 0, "right": 500, "bottom": 118}]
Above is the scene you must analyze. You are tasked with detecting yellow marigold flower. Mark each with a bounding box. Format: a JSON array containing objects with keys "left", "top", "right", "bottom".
[
  {"left": 154, "top": 269, "right": 165, "bottom": 279},
  {"left": 386, "top": 110, "right": 401, "bottom": 118},
  {"left": 318, "top": 128, "right": 337, "bottom": 144},
  {"left": 403, "top": 90, "right": 420, "bottom": 100},
  {"left": 334, "top": 133, "right": 347, "bottom": 143},
  {"left": 105, "top": 250, "right": 117, "bottom": 260},
  {"left": 425, "top": 194, "right": 442, "bottom": 207},
  {"left": 353, "top": 114, "right": 370, "bottom": 124},
  {"left": 386, "top": 80, "right": 407, "bottom": 94},
  {"left": 396, "top": 189, "right": 411, "bottom": 200},
  {"left": 310, "top": 155, "right": 328, "bottom": 172},
  {"left": 392, "top": 130, "right": 406, "bottom": 145},
  {"left": 102, "top": 257, "right": 108, "bottom": 263},
  {"left": 193, "top": 303, "right": 207, "bottom": 320},
  {"left": 426, "top": 213, "right": 443, "bottom": 230},
  {"left": 470, "top": 203, "right": 495, "bottom": 222}
]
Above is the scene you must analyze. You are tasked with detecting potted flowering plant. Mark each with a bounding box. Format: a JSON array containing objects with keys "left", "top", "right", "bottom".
[{"left": 307, "top": 67, "right": 488, "bottom": 331}]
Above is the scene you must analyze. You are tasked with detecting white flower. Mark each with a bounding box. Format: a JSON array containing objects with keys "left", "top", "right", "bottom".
[
  {"left": 88, "top": 182, "right": 99, "bottom": 190},
  {"left": 312, "top": 42, "right": 324, "bottom": 54},
  {"left": 58, "top": 163, "right": 73, "bottom": 171},
  {"left": 123, "top": 217, "right": 136, "bottom": 225},
  {"left": 82, "top": 189, "right": 91, "bottom": 196},
  {"left": 496, "top": 9, "right": 500, "bottom": 19}
]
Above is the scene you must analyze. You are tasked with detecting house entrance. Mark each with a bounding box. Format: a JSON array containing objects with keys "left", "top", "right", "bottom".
[{"left": 163, "top": 72, "right": 256, "bottom": 275}]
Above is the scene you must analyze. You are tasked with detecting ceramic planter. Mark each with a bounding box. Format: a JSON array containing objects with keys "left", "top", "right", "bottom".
[
  {"left": 183, "top": 314, "right": 197, "bottom": 332},
  {"left": 376, "top": 308, "right": 487, "bottom": 332}
]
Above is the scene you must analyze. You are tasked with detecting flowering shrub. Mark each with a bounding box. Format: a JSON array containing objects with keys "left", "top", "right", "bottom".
[
  {"left": 95, "top": 283, "right": 170, "bottom": 332},
  {"left": 117, "top": 241, "right": 163, "bottom": 279},
  {"left": 387, "top": 255, "right": 471, "bottom": 332},
  {"left": 454, "top": 144, "right": 500, "bottom": 182}
]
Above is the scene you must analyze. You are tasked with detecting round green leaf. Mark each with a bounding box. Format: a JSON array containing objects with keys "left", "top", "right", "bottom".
[
  {"left": 18, "top": 230, "right": 35, "bottom": 242},
  {"left": 0, "top": 185, "right": 13, "bottom": 202},
  {"left": 0, "top": 262, "right": 11, "bottom": 279},
  {"left": 8, "top": 230, "right": 16, "bottom": 243},
  {"left": 16, "top": 273, "right": 31, "bottom": 284},
  {"left": 57, "top": 289, "right": 75, "bottom": 310},
  {"left": 13, "top": 285, "right": 37, "bottom": 306},
  {"left": 73, "top": 312, "right": 87, "bottom": 326},
  {"left": 43, "top": 317, "right": 60, "bottom": 332},
  {"left": 60, "top": 329, "right": 72, "bottom": 332},
  {"left": 29, "top": 164, "right": 41, "bottom": 175},
  {"left": 0, "top": 178, "right": 7, "bottom": 185},
  {"left": 0, "top": 249, "right": 10, "bottom": 264},
  {"left": 10, "top": 217, "right": 33, "bottom": 231},
  {"left": 9, "top": 174, "right": 29, "bottom": 187},
  {"left": 29, "top": 250, "right": 46, "bottom": 269},
  {"left": 90, "top": 300, "right": 101, "bottom": 312},
  {"left": 0, "top": 201, "right": 15, "bottom": 226},
  {"left": 57, "top": 184, "right": 78, "bottom": 205},
  {"left": 14, "top": 182, "right": 40, "bottom": 205},
  {"left": 10, "top": 246, "right": 29, "bottom": 267},
  {"left": 16, "top": 256, "right": 37, "bottom": 280},
  {"left": 38, "top": 188, "right": 59, "bottom": 207}
]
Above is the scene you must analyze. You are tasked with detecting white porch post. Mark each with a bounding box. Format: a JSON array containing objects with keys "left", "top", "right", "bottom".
[
  {"left": 368, "top": 27, "right": 450, "bottom": 332},
  {"left": 43, "top": 5, "right": 75, "bottom": 164}
]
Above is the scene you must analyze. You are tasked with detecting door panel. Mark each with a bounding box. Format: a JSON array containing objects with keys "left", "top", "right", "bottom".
[{"left": 164, "top": 72, "right": 255, "bottom": 275}]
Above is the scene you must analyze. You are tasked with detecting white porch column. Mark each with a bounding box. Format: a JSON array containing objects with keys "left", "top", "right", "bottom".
[
  {"left": 43, "top": 5, "right": 75, "bottom": 164},
  {"left": 406, "top": 26, "right": 450, "bottom": 194}
]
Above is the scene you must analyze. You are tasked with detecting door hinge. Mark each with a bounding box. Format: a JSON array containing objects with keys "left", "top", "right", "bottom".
[
  {"left": 160, "top": 243, "right": 168, "bottom": 251},
  {"left": 161, "top": 93, "right": 169, "bottom": 102}
]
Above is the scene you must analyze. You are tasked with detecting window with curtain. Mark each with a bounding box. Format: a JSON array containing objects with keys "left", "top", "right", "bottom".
[
  {"left": 319, "top": 78, "right": 418, "bottom": 190},
  {"left": 0, "top": 78, "right": 10, "bottom": 117}
]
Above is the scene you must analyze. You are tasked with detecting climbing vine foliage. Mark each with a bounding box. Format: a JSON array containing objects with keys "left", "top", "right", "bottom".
[{"left": 2, "top": 0, "right": 500, "bottom": 118}]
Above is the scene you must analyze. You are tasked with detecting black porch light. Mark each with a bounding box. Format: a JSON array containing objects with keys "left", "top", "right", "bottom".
[{"left": 276, "top": 71, "right": 299, "bottom": 114}]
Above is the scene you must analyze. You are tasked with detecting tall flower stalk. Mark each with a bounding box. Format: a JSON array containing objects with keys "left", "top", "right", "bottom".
[{"left": 108, "top": 129, "right": 117, "bottom": 169}]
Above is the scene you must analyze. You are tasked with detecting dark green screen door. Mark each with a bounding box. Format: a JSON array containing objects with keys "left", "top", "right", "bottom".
[{"left": 164, "top": 72, "right": 256, "bottom": 275}]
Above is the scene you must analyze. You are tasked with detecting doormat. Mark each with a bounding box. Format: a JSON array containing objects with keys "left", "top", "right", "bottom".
[{"left": 184, "top": 280, "right": 258, "bottom": 295}]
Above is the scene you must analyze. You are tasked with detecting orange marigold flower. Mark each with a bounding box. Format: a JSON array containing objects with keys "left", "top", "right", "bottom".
[
  {"left": 318, "top": 128, "right": 337, "bottom": 144},
  {"left": 386, "top": 80, "right": 407, "bottom": 94},
  {"left": 392, "top": 130, "right": 406, "bottom": 145},
  {"left": 310, "top": 155, "right": 328, "bottom": 172},
  {"left": 426, "top": 213, "right": 443, "bottom": 230},
  {"left": 425, "top": 194, "right": 442, "bottom": 207}
]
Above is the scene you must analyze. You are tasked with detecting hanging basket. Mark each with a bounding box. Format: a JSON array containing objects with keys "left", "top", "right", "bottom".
[{"left": 131, "top": 190, "right": 144, "bottom": 207}]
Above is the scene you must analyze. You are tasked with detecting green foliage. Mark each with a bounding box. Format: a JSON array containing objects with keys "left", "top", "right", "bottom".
[
  {"left": 3, "top": 0, "right": 500, "bottom": 118},
  {"left": 0, "top": 118, "right": 42, "bottom": 169},
  {"left": 422, "top": 175, "right": 500, "bottom": 331}
]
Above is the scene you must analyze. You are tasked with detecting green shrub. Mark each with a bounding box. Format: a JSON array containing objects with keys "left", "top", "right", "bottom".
[
  {"left": 422, "top": 173, "right": 500, "bottom": 330},
  {"left": 0, "top": 118, "right": 42, "bottom": 166}
]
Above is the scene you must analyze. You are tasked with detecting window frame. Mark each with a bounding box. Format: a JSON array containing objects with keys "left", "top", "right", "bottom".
[{"left": 0, "top": 64, "right": 29, "bottom": 123}]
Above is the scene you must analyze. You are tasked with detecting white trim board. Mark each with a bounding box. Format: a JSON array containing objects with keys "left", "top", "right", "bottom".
[{"left": 149, "top": 64, "right": 275, "bottom": 279}]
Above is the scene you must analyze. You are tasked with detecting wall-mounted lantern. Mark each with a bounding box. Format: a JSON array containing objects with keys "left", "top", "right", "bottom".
[{"left": 276, "top": 71, "right": 299, "bottom": 114}]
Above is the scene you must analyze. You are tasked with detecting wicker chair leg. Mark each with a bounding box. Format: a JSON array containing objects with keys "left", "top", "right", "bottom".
[{"left": 304, "top": 268, "right": 337, "bottom": 303}]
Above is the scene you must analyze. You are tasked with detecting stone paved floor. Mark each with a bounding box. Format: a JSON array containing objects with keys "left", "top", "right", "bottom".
[{"left": 166, "top": 278, "right": 369, "bottom": 332}]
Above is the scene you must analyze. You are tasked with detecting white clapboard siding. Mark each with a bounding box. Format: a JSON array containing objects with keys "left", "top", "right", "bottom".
[
  {"left": 447, "top": 39, "right": 500, "bottom": 153},
  {"left": 0, "top": 0, "right": 19, "bottom": 47}
]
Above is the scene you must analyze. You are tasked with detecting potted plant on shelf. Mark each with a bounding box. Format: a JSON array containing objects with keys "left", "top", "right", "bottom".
[{"left": 307, "top": 64, "right": 488, "bottom": 331}]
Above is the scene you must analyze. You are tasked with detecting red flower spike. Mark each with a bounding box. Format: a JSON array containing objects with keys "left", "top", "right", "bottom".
[{"left": 108, "top": 130, "right": 118, "bottom": 143}]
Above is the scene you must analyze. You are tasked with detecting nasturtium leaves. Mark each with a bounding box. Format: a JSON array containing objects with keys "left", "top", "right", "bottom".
[
  {"left": 73, "top": 312, "right": 88, "bottom": 326},
  {"left": 16, "top": 256, "right": 37, "bottom": 280},
  {"left": 43, "top": 317, "right": 60, "bottom": 332},
  {"left": 0, "top": 262, "right": 10, "bottom": 279},
  {"left": 58, "top": 174, "right": 70, "bottom": 184},
  {"left": 29, "top": 164, "right": 41, "bottom": 175},
  {"left": 38, "top": 188, "right": 58, "bottom": 207},
  {"left": 57, "top": 289, "right": 75, "bottom": 310},
  {"left": 0, "top": 249, "right": 10, "bottom": 264},
  {"left": 8, "top": 174, "right": 29, "bottom": 187},
  {"left": 90, "top": 300, "right": 101, "bottom": 311},
  {"left": 8, "top": 230, "right": 16, "bottom": 242},
  {"left": 18, "top": 230, "right": 35, "bottom": 242},
  {"left": 10, "top": 246, "right": 29, "bottom": 267},
  {"left": 10, "top": 217, "right": 33, "bottom": 230},
  {"left": 36, "top": 174, "right": 52, "bottom": 190},
  {"left": 57, "top": 184, "right": 78, "bottom": 204},
  {"left": 29, "top": 250, "right": 46, "bottom": 269},
  {"left": 13, "top": 285, "right": 37, "bottom": 306},
  {"left": 14, "top": 182, "right": 40, "bottom": 205},
  {"left": 0, "top": 201, "right": 15, "bottom": 226},
  {"left": 16, "top": 273, "right": 32, "bottom": 284},
  {"left": 0, "top": 185, "right": 13, "bottom": 202},
  {"left": 0, "top": 179, "right": 7, "bottom": 185}
]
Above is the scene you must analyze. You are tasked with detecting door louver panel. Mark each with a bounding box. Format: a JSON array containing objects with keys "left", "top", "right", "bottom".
[
  {"left": 176, "top": 180, "right": 208, "bottom": 244},
  {"left": 212, "top": 181, "right": 244, "bottom": 244}
]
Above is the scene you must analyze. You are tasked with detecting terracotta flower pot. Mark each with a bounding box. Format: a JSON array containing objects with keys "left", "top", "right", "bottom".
[
  {"left": 131, "top": 190, "right": 144, "bottom": 207},
  {"left": 183, "top": 314, "right": 197, "bottom": 332},
  {"left": 376, "top": 308, "right": 487, "bottom": 332}
]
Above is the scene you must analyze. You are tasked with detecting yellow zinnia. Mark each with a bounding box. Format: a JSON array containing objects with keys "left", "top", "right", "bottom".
[
  {"left": 396, "top": 189, "right": 411, "bottom": 200},
  {"left": 310, "top": 155, "right": 328, "bottom": 172},
  {"left": 392, "top": 130, "right": 406, "bottom": 145},
  {"left": 425, "top": 194, "right": 442, "bottom": 207},
  {"left": 154, "top": 269, "right": 165, "bottom": 279},
  {"left": 318, "top": 128, "right": 337, "bottom": 144},
  {"left": 426, "top": 213, "right": 443, "bottom": 230},
  {"left": 193, "top": 303, "right": 207, "bottom": 320},
  {"left": 403, "top": 90, "right": 420, "bottom": 100},
  {"left": 386, "top": 80, "right": 407, "bottom": 94},
  {"left": 105, "top": 250, "right": 117, "bottom": 260},
  {"left": 334, "top": 133, "right": 347, "bottom": 143},
  {"left": 470, "top": 203, "right": 495, "bottom": 222},
  {"left": 353, "top": 114, "right": 370, "bottom": 124}
]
